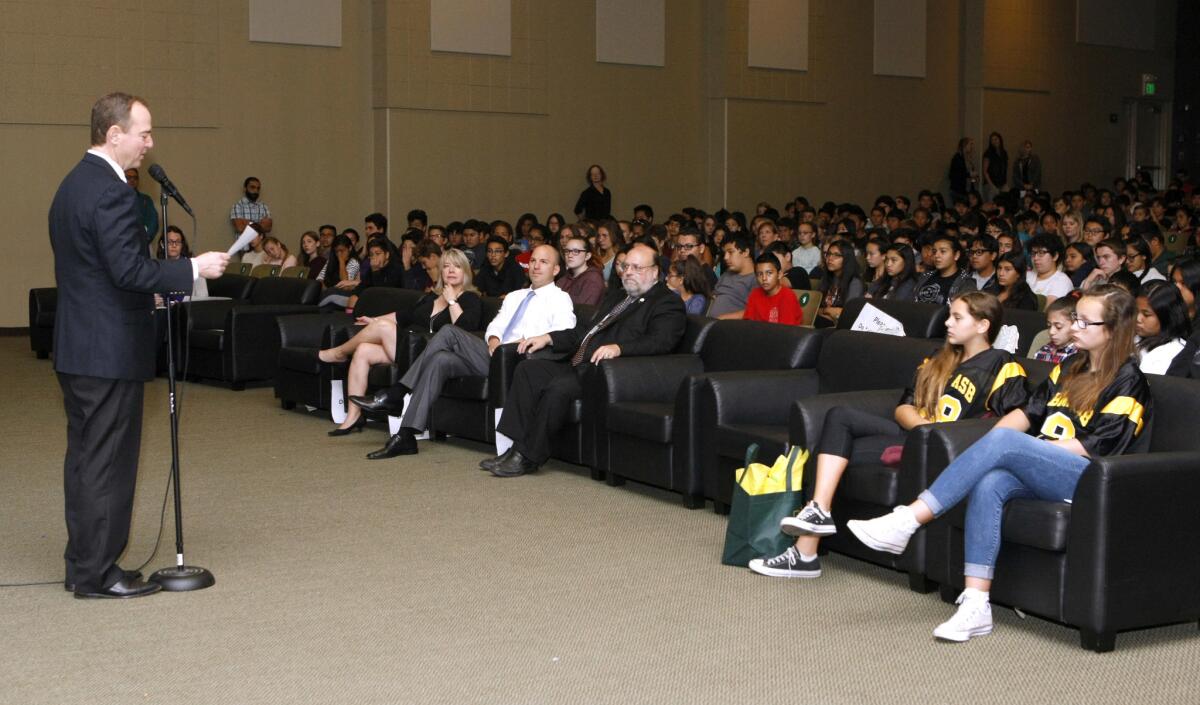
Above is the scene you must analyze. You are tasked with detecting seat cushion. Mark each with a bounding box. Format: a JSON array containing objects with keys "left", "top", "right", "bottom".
[
  {"left": 607, "top": 401, "right": 674, "bottom": 444},
  {"left": 840, "top": 463, "right": 900, "bottom": 507},
  {"left": 190, "top": 328, "right": 224, "bottom": 351},
  {"left": 1002, "top": 499, "right": 1072, "bottom": 552},
  {"left": 443, "top": 375, "right": 488, "bottom": 400},
  {"left": 278, "top": 346, "right": 320, "bottom": 374}
]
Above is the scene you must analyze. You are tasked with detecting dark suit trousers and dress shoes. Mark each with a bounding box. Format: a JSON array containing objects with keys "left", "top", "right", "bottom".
[
  {"left": 74, "top": 575, "right": 162, "bottom": 599},
  {"left": 366, "top": 428, "right": 419, "bottom": 459},
  {"left": 489, "top": 450, "right": 541, "bottom": 477}
]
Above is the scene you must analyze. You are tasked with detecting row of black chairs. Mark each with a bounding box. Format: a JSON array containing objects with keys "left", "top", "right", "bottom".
[{"left": 27, "top": 278, "right": 1200, "bottom": 651}]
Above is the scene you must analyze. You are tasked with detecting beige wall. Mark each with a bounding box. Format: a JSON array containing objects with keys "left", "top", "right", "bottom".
[
  {"left": 0, "top": 0, "right": 1177, "bottom": 327},
  {"left": 2, "top": 0, "right": 374, "bottom": 327}
]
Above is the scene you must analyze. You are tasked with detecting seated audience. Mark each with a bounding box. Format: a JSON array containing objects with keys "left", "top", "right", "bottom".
[
  {"left": 871, "top": 243, "right": 919, "bottom": 301},
  {"left": 344, "top": 238, "right": 405, "bottom": 309},
  {"left": 791, "top": 221, "right": 822, "bottom": 274},
  {"left": 1063, "top": 242, "right": 1095, "bottom": 289},
  {"left": 319, "top": 249, "right": 483, "bottom": 434},
  {"left": 476, "top": 236, "right": 527, "bottom": 297},
  {"left": 1135, "top": 280, "right": 1190, "bottom": 374},
  {"left": 743, "top": 254, "right": 803, "bottom": 325},
  {"left": 750, "top": 292, "right": 1027, "bottom": 580},
  {"left": 403, "top": 241, "right": 441, "bottom": 293},
  {"left": 847, "top": 286, "right": 1150, "bottom": 643},
  {"left": 596, "top": 219, "right": 626, "bottom": 282},
  {"left": 966, "top": 234, "right": 1000, "bottom": 293},
  {"left": 666, "top": 258, "right": 712, "bottom": 315},
  {"left": 1025, "top": 233, "right": 1074, "bottom": 304},
  {"left": 155, "top": 225, "right": 207, "bottom": 300},
  {"left": 298, "top": 230, "right": 325, "bottom": 280},
  {"left": 479, "top": 243, "right": 685, "bottom": 477},
  {"left": 556, "top": 234, "right": 605, "bottom": 307},
  {"left": 354, "top": 245, "right": 575, "bottom": 457},
  {"left": 316, "top": 233, "right": 360, "bottom": 297},
  {"left": 913, "top": 231, "right": 976, "bottom": 305},
  {"left": 815, "top": 240, "right": 864, "bottom": 328},
  {"left": 1032, "top": 297, "right": 1078, "bottom": 363},
  {"left": 1080, "top": 238, "right": 1126, "bottom": 290},
  {"left": 1125, "top": 237, "right": 1167, "bottom": 285},
  {"left": 994, "top": 251, "right": 1038, "bottom": 310},
  {"left": 862, "top": 237, "right": 888, "bottom": 296},
  {"left": 708, "top": 233, "right": 756, "bottom": 319},
  {"left": 764, "top": 241, "right": 811, "bottom": 291},
  {"left": 261, "top": 236, "right": 297, "bottom": 268}
]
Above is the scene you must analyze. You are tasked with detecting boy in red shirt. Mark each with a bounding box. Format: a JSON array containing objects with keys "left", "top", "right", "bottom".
[{"left": 744, "top": 253, "right": 803, "bottom": 325}]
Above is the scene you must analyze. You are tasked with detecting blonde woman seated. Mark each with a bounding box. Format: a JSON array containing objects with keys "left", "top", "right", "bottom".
[{"left": 318, "top": 248, "right": 482, "bottom": 435}]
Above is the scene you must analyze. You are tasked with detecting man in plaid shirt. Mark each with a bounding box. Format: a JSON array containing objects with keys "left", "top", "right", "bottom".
[{"left": 229, "top": 176, "right": 273, "bottom": 248}]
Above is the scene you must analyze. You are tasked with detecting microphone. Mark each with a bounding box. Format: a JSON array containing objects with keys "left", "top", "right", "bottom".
[{"left": 148, "top": 164, "right": 194, "bottom": 216}]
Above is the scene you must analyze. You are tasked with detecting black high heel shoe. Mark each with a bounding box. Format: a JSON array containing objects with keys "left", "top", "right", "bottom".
[{"left": 328, "top": 417, "right": 366, "bottom": 437}]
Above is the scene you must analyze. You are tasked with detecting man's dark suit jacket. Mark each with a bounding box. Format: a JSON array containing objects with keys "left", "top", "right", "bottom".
[
  {"left": 49, "top": 153, "right": 194, "bottom": 381},
  {"left": 546, "top": 281, "right": 686, "bottom": 361}
]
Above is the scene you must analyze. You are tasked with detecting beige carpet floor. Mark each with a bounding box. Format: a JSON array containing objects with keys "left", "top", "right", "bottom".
[{"left": 2, "top": 336, "right": 1198, "bottom": 705}]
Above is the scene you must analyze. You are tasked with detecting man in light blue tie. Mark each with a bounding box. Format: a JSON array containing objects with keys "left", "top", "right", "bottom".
[{"left": 355, "top": 244, "right": 575, "bottom": 458}]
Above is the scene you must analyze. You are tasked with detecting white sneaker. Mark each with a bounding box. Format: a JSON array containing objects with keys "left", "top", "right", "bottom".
[
  {"left": 933, "top": 592, "right": 993, "bottom": 642},
  {"left": 846, "top": 506, "right": 918, "bottom": 555}
]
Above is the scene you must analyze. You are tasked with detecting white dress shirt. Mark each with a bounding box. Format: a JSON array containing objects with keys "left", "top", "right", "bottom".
[
  {"left": 484, "top": 283, "right": 576, "bottom": 344},
  {"left": 1026, "top": 270, "right": 1074, "bottom": 299},
  {"left": 87, "top": 149, "right": 200, "bottom": 281}
]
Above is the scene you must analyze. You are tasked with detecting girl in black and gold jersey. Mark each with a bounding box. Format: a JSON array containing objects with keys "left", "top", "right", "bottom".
[
  {"left": 749, "top": 291, "right": 1029, "bottom": 580},
  {"left": 848, "top": 285, "right": 1151, "bottom": 643}
]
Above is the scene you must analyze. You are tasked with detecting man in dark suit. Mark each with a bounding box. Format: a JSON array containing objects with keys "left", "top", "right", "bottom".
[
  {"left": 50, "top": 92, "right": 229, "bottom": 599},
  {"left": 482, "top": 243, "right": 686, "bottom": 477}
]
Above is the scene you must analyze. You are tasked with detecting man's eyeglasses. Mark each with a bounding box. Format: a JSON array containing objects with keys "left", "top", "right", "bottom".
[
  {"left": 563, "top": 248, "right": 587, "bottom": 255},
  {"left": 967, "top": 248, "right": 991, "bottom": 256},
  {"left": 1029, "top": 249, "right": 1050, "bottom": 256},
  {"left": 622, "top": 262, "right": 655, "bottom": 274},
  {"left": 1070, "top": 313, "right": 1106, "bottom": 329},
  {"left": 675, "top": 243, "right": 698, "bottom": 250}
]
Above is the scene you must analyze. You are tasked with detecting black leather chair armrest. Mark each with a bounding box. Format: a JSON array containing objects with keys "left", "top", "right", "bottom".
[
  {"left": 397, "top": 326, "right": 434, "bottom": 372},
  {"left": 226, "top": 304, "right": 320, "bottom": 380},
  {"left": 600, "top": 354, "right": 704, "bottom": 404},
  {"left": 184, "top": 299, "right": 237, "bottom": 331},
  {"left": 1064, "top": 451, "right": 1200, "bottom": 632},
  {"left": 488, "top": 343, "right": 523, "bottom": 407},
  {"left": 277, "top": 312, "right": 348, "bottom": 350},
  {"left": 789, "top": 388, "right": 902, "bottom": 449},
  {"left": 706, "top": 369, "right": 821, "bottom": 426},
  {"left": 29, "top": 287, "right": 58, "bottom": 319}
]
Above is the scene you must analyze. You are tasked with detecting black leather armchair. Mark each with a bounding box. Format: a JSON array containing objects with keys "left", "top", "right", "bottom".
[
  {"left": 206, "top": 273, "right": 256, "bottom": 301},
  {"left": 273, "top": 287, "right": 425, "bottom": 410},
  {"left": 28, "top": 288, "right": 57, "bottom": 359},
  {"left": 597, "top": 319, "right": 815, "bottom": 506},
  {"left": 182, "top": 277, "right": 320, "bottom": 389},
  {"left": 700, "top": 331, "right": 940, "bottom": 514},
  {"left": 922, "top": 374, "right": 1200, "bottom": 651},
  {"left": 836, "top": 298, "right": 948, "bottom": 338}
]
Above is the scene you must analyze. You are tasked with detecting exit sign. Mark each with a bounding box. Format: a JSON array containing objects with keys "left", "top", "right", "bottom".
[{"left": 1143, "top": 73, "right": 1158, "bottom": 96}]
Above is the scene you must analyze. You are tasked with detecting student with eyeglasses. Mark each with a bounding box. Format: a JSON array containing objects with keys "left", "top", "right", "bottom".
[
  {"left": 1024, "top": 233, "right": 1074, "bottom": 304},
  {"left": 555, "top": 235, "right": 605, "bottom": 307},
  {"left": 965, "top": 234, "right": 1001, "bottom": 293},
  {"left": 849, "top": 285, "right": 1151, "bottom": 643}
]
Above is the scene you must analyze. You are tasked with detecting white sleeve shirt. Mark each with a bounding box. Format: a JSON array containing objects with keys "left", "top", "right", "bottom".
[{"left": 484, "top": 284, "right": 577, "bottom": 344}]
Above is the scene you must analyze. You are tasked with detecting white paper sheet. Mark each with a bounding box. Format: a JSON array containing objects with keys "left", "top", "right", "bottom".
[{"left": 228, "top": 225, "right": 259, "bottom": 256}]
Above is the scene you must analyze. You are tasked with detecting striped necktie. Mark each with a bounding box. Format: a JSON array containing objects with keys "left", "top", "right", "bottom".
[
  {"left": 500, "top": 290, "right": 535, "bottom": 343},
  {"left": 571, "top": 294, "right": 637, "bottom": 366}
]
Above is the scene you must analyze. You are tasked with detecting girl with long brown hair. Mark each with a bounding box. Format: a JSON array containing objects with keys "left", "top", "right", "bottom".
[
  {"left": 750, "top": 292, "right": 1029, "bottom": 580},
  {"left": 848, "top": 285, "right": 1151, "bottom": 643}
]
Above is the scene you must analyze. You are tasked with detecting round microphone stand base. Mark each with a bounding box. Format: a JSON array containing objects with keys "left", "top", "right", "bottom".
[{"left": 150, "top": 565, "right": 215, "bottom": 592}]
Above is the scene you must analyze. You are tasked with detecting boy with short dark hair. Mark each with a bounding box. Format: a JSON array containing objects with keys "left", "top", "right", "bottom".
[{"left": 744, "top": 253, "right": 803, "bottom": 325}]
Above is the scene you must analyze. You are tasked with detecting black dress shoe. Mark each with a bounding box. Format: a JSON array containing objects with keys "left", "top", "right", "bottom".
[
  {"left": 328, "top": 417, "right": 366, "bottom": 436},
  {"left": 65, "top": 569, "right": 143, "bottom": 593},
  {"left": 479, "top": 447, "right": 516, "bottom": 471},
  {"left": 349, "top": 390, "right": 403, "bottom": 415},
  {"left": 74, "top": 576, "right": 162, "bottom": 599},
  {"left": 490, "top": 450, "right": 540, "bottom": 477},
  {"left": 366, "top": 429, "right": 418, "bottom": 459}
]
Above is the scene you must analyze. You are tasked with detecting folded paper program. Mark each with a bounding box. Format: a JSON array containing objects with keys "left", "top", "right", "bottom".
[{"left": 850, "top": 303, "right": 905, "bottom": 337}]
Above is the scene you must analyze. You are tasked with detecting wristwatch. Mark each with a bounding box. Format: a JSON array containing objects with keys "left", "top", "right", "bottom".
[{"left": 445, "top": 298, "right": 457, "bottom": 306}]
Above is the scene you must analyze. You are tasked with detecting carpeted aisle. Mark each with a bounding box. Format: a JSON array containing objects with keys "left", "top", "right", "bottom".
[{"left": 2, "top": 336, "right": 1198, "bottom": 705}]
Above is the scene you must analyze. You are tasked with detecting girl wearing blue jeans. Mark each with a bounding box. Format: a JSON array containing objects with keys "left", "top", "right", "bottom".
[{"left": 848, "top": 285, "right": 1152, "bottom": 642}]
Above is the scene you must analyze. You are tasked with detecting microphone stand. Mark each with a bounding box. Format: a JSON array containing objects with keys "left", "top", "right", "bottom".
[{"left": 149, "top": 189, "right": 215, "bottom": 592}]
